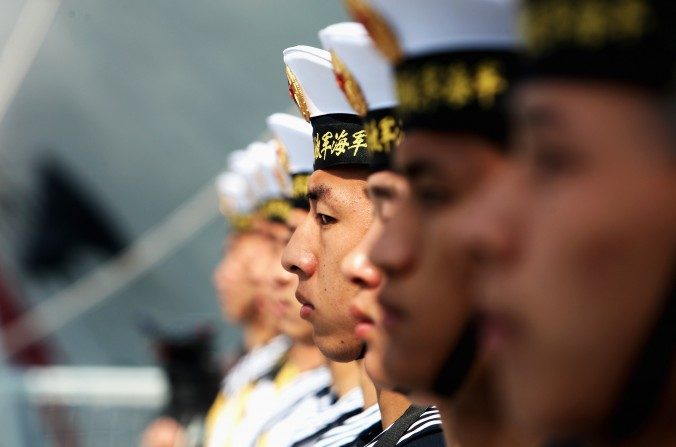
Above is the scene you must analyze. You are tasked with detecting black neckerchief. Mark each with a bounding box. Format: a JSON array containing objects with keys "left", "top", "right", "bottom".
[{"left": 372, "top": 405, "right": 428, "bottom": 447}]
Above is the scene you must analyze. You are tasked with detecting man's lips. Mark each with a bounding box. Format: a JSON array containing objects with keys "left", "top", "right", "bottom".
[
  {"left": 377, "top": 290, "right": 406, "bottom": 332},
  {"left": 295, "top": 291, "right": 315, "bottom": 319},
  {"left": 349, "top": 303, "right": 375, "bottom": 340},
  {"left": 478, "top": 310, "right": 518, "bottom": 354}
]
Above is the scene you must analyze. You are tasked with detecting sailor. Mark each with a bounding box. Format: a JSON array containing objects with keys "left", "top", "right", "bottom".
[
  {"left": 225, "top": 139, "right": 335, "bottom": 447},
  {"left": 205, "top": 144, "right": 295, "bottom": 447},
  {"left": 459, "top": 0, "right": 676, "bottom": 445},
  {"left": 343, "top": 1, "right": 539, "bottom": 446},
  {"left": 256, "top": 112, "right": 372, "bottom": 447},
  {"left": 319, "top": 22, "right": 445, "bottom": 447},
  {"left": 280, "top": 44, "right": 382, "bottom": 446}
]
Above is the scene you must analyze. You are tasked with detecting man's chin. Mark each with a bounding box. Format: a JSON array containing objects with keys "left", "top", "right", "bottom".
[{"left": 314, "top": 333, "right": 363, "bottom": 362}]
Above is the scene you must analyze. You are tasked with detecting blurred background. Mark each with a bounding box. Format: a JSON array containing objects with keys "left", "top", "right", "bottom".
[{"left": 0, "top": 0, "right": 345, "bottom": 445}]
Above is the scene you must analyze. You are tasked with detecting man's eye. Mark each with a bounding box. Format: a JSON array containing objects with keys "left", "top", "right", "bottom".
[
  {"left": 316, "top": 213, "right": 337, "bottom": 226},
  {"left": 529, "top": 143, "right": 580, "bottom": 180},
  {"left": 411, "top": 186, "right": 455, "bottom": 208}
]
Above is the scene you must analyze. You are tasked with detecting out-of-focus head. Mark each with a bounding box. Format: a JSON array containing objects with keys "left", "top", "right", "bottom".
[
  {"left": 266, "top": 112, "right": 316, "bottom": 343},
  {"left": 322, "top": 21, "right": 406, "bottom": 386},
  {"left": 268, "top": 207, "right": 314, "bottom": 344},
  {"left": 340, "top": 170, "right": 408, "bottom": 387},
  {"left": 281, "top": 45, "right": 373, "bottom": 362},
  {"left": 215, "top": 143, "right": 293, "bottom": 331},
  {"left": 266, "top": 112, "right": 314, "bottom": 211},
  {"left": 213, "top": 171, "right": 268, "bottom": 324},
  {"left": 319, "top": 21, "right": 402, "bottom": 173},
  {"left": 346, "top": 0, "right": 520, "bottom": 398},
  {"left": 466, "top": 0, "right": 676, "bottom": 440}
]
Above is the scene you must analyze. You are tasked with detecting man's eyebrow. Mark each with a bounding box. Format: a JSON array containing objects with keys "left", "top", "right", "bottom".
[
  {"left": 368, "top": 184, "right": 395, "bottom": 200},
  {"left": 399, "top": 160, "right": 442, "bottom": 181},
  {"left": 307, "top": 185, "right": 331, "bottom": 201},
  {"left": 520, "top": 105, "right": 564, "bottom": 129}
]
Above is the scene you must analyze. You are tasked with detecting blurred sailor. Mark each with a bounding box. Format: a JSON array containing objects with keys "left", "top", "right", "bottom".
[
  {"left": 251, "top": 112, "right": 348, "bottom": 447},
  {"left": 344, "top": 0, "right": 539, "bottom": 446},
  {"left": 204, "top": 145, "right": 294, "bottom": 447},
  {"left": 320, "top": 22, "right": 445, "bottom": 447},
  {"left": 225, "top": 139, "right": 334, "bottom": 447},
  {"left": 462, "top": 0, "right": 676, "bottom": 445}
]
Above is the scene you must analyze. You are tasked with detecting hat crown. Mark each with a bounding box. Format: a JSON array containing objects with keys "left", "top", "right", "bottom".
[
  {"left": 319, "top": 22, "right": 397, "bottom": 111},
  {"left": 283, "top": 45, "right": 357, "bottom": 117},
  {"left": 246, "top": 141, "right": 289, "bottom": 200},
  {"left": 368, "top": 0, "right": 520, "bottom": 58},
  {"left": 266, "top": 113, "right": 314, "bottom": 174},
  {"left": 215, "top": 171, "right": 254, "bottom": 215}
]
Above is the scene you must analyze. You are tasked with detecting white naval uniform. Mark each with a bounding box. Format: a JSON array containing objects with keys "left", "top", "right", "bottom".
[
  {"left": 310, "top": 404, "right": 381, "bottom": 447},
  {"left": 287, "top": 387, "right": 365, "bottom": 447},
  {"left": 232, "top": 364, "right": 333, "bottom": 447},
  {"left": 204, "top": 336, "right": 291, "bottom": 447}
]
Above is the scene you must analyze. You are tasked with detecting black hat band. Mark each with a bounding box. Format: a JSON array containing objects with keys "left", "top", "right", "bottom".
[
  {"left": 364, "top": 107, "right": 403, "bottom": 172},
  {"left": 521, "top": 0, "right": 676, "bottom": 93},
  {"left": 289, "top": 172, "right": 310, "bottom": 210},
  {"left": 311, "top": 114, "right": 371, "bottom": 170},
  {"left": 395, "top": 50, "right": 519, "bottom": 145},
  {"left": 259, "top": 198, "right": 291, "bottom": 223}
]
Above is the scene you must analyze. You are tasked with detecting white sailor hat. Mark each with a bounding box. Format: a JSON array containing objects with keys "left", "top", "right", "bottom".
[
  {"left": 246, "top": 141, "right": 287, "bottom": 201},
  {"left": 266, "top": 113, "right": 314, "bottom": 207},
  {"left": 228, "top": 149, "right": 265, "bottom": 201},
  {"left": 319, "top": 21, "right": 402, "bottom": 171},
  {"left": 318, "top": 22, "right": 396, "bottom": 115},
  {"left": 246, "top": 141, "right": 292, "bottom": 222},
  {"left": 266, "top": 113, "right": 314, "bottom": 175},
  {"left": 215, "top": 171, "right": 255, "bottom": 231},
  {"left": 346, "top": 0, "right": 519, "bottom": 62},
  {"left": 283, "top": 45, "right": 370, "bottom": 170},
  {"left": 345, "top": 0, "right": 520, "bottom": 144}
]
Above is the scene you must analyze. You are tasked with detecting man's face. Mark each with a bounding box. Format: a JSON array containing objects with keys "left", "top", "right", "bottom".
[
  {"left": 282, "top": 168, "right": 372, "bottom": 362},
  {"left": 341, "top": 171, "right": 408, "bottom": 387},
  {"left": 470, "top": 81, "right": 676, "bottom": 436},
  {"left": 370, "top": 131, "right": 507, "bottom": 392},
  {"left": 270, "top": 209, "right": 315, "bottom": 344},
  {"left": 212, "top": 232, "right": 273, "bottom": 324},
  {"left": 249, "top": 221, "right": 288, "bottom": 322}
]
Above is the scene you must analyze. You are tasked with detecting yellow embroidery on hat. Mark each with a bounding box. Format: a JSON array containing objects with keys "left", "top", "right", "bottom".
[
  {"left": 421, "top": 65, "right": 442, "bottom": 107},
  {"left": 275, "top": 139, "right": 290, "bottom": 173},
  {"left": 443, "top": 63, "right": 473, "bottom": 109},
  {"left": 379, "top": 116, "right": 402, "bottom": 148},
  {"left": 260, "top": 199, "right": 291, "bottom": 222},
  {"left": 475, "top": 61, "right": 508, "bottom": 109},
  {"left": 332, "top": 130, "right": 350, "bottom": 157},
  {"left": 364, "top": 115, "right": 402, "bottom": 154},
  {"left": 344, "top": 0, "right": 403, "bottom": 63},
  {"left": 291, "top": 174, "right": 309, "bottom": 199},
  {"left": 364, "top": 119, "right": 382, "bottom": 152},
  {"left": 314, "top": 128, "right": 368, "bottom": 161},
  {"left": 522, "top": 0, "right": 650, "bottom": 54},
  {"left": 613, "top": 0, "right": 648, "bottom": 39},
  {"left": 229, "top": 213, "right": 254, "bottom": 231},
  {"left": 273, "top": 142, "right": 292, "bottom": 194},
  {"left": 396, "top": 72, "right": 420, "bottom": 111},
  {"left": 577, "top": 1, "right": 608, "bottom": 48},
  {"left": 398, "top": 59, "right": 508, "bottom": 113},
  {"left": 349, "top": 130, "right": 368, "bottom": 156},
  {"left": 286, "top": 66, "right": 311, "bottom": 122},
  {"left": 331, "top": 51, "right": 369, "bottom": 117}
]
